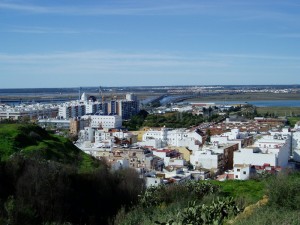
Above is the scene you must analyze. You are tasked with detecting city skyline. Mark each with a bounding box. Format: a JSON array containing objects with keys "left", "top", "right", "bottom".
[{"left": 1, "top": 0, "right": 300, "bottom": 88}]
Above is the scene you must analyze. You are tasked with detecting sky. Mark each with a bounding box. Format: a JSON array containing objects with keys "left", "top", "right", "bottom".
[{"left": 0, "top": 0, "right": 300, "bottom": 88}]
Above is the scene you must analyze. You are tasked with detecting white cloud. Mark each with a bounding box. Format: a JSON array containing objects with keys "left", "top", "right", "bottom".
[
  {"left": 0, "top": 1, "right": 213, "bottom": 16},
  {"left": 211, "top": 53, "right": 300, "bottom": 61},
  {"left": 0, "top": 50, "right": 228, "bottom": 77},
  {"left": 1, "top": 25, "right": 121, "bottom": 35}
]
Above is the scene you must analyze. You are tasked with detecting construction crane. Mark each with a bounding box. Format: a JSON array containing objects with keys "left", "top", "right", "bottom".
[{"left": 99, "top": 86, "right": 105, "bottom": 103}]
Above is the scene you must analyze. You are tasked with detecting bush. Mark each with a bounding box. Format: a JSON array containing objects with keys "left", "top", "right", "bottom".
[
  {"left": 0, "top": 156, "right": 144, "bottom": 225},
  {"left": 267, "top": 172, "right": 300, "bottom": 210}
]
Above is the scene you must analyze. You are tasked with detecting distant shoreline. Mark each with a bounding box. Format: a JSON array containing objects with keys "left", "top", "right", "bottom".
[{"left": 0, "top": 92, "right": 299, "bottom": 103}]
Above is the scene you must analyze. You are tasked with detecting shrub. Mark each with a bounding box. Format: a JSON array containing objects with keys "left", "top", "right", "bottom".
[{"left": 267, "top": 172, "right": 300, "bottom": 210}]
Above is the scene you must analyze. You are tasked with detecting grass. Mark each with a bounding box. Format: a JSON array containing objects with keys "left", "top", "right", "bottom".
[
  {"left": 212, "top": 180, "right": 265, "bottom": 206},
  {"left": 233, "top": 204, "right": 300, "bottom": 225},
  {"left": 0, "top": 123, "right": 34, "bottom": 160},
  {"left": 232, "top": 172, "right": 300, "bottom": 225},
  {"left": 0, "top": 123, "right": 101, "bottom": 172},
  {"left": 187, "top": 93, "right": 300, "bottom": 102},
  {"left": 116, "top": 179, "right": 265, "bottom": 225},
  {"left": 118, "top": 175, "right": 300, "bottom": 225},
  {"left": 256, "top": 107, "right": 300, "bottom": 117}
]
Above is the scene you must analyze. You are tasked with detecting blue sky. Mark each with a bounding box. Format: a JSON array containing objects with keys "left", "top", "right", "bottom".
[{"left": 0, "top": 0, "right": 300, "bottom": 88}]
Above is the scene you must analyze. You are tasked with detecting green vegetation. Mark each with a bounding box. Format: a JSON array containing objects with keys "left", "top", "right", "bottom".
[
  {"left": 124, "top": 111, "right": 223, "bottom": 130},
  {"left": 115, "top": 180, "right": 264, "bottom": 225},
  {"left": 143, "top": 112, "right": 206, "bottom": 128},
  {"left": 234, "top": 206, "right": 300, "bottom": 225},
  {"left": 234, "top": 172, "right": 300, "bottom": 225},
  {"left": 211, "top": 180, "right": 265, "bottom": 205},
  {"left": 116, "top": 172, "right": 300, "bottom": 225},
  {"left": 287, "top": 117, "right": 300, "bottom": 127},
  {"left": 1, "top": 123, "right": 300, "bottom": 225},
  {"left": 256, "top": 106, "right": 300, "bottom": 117},
  {"left": 0, "top": 123, "right": 144, "bottom": 225},
  {"left": 235, "top": 106, "right": 300, "bottom": 127},
  {"left": 187, "top": 92, "right": 300, "bottom": 102},
  {"left": 0, "top": 123, "right": 100, "bottom": 172},
  {"left": 123, "top": 109, "right": 149, "bottom": 130}
]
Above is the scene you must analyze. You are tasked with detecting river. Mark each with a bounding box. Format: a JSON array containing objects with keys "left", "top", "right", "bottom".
[{"left": 189, "top": 100, "right": 300, "bottom": 107}]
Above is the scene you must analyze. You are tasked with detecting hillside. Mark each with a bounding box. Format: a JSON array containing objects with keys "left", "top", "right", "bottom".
[
  {"left": 0, "top": 123, "right": 144, "bottom": 225},
  {"left": 115, "top": 172, "right": 300, "bottom": 225},
  {"left": 1, "top": 123, "right": 300, "bottom": 225},
  {"left": 0, "top": 123, "right": 101, "bottom": 172}
]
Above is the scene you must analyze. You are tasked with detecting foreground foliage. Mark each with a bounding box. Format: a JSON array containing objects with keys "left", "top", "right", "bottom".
[
  {"left": 0, "top": 123, "right": 144, "bottom": 225},
  {"left": 0, "top": 156, "right": 144, "bottom": 225},
  {"left": 115, "top": 181, "right": 243, "bottom": 225},
  {"left": 115, "top": 173, "right": 300, "bottom": 225},
  {"left": 233, "top": 171, "right": 300, "bottom": 225}
]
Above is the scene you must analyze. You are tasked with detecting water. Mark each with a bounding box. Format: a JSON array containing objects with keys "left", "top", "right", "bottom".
[
  {"left": 0, "top": 88, "right": 78, "bottom": 96},
  {"left": 1, "top": 88, "right": 300, "bottom": 107},
  {"left": 193, "top": 100, "right": 300, "bottom": 107},
  {"left": 0, "top": 88, "right": 78, "bottom": 105},
  {"left": 244, "top": 100, "right": 300, "bottom": 107}
]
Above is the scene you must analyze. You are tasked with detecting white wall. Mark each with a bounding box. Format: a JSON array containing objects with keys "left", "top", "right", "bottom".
[
  {"left": 79, "top": 127, "right": 95, "bottom": 142},
  {"left": 152, "top": 151, "right": 170, "bottom": 166},
  {"left": 190, "top": 150, "right": 221, "bottom": 170},
  {"left": 142, "top": 128, "right": 202, "bottom": 150},
  {"left": 294, "top": 150, "right": 300, "bottom": 162},
  {"left": 293, "top": 132, "right": 300, "bottom": 150},
  {"left": 234, "top": 148, "right": 277, "bottom": 167},
  {"left": 234, "top": 165, "right": 250, "bottom": 180},
  {"left": 146, "top": 177, "right": 162, "bottom": 188},
  {"left": 82, "top": 115, "right": 122, "bottom": 128},
  {"left": 168, "top": 159, "right": 185, "bottom": 167},
  {"left": 138, "top": 139, "right": 162, "bottom": 148}
]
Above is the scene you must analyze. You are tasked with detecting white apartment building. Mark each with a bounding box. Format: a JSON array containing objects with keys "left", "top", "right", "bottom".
[
  {"left": 38, "top": 118, "right": 70, "bottom": 129},
  {"left": 0, "top": 103, "right": 58, "bottom": 120},
  {"left": 190, "top": 149, "right": 224, "bottom": 172},
  {"left": 78, "top": 127, "right": 95, "bottom": 142},
  {"left": 58, "top": 97, "right": 107, "bottom": 119},
  {"left": 234, "top": 164, "right": 251, "bottom": 180},
  {"left": 142, "top": 127, "right": 203, "bottom": 151},
  {"left": 58, "top": 102, "right": 86, "bottom": 119},
  {"left": 81, "top": 115, "right": 122, "bottom": 129},
  {"left": 94, "top": 129, "right": 112, "bottom": 142},
  {"left": 94, "top": 129, "right": 136, "bottom": 143},
  {"left": 294, "top": 122, "right": 300, "bottom": 130},
  {"left": 58, "top": 92, "right": 138, "bottom": 120},
  {"left": 152, "top": 149, "right": 184, "bottom": 167},
  {"left": 293, "top": 131, "right": 300, "bottom": 148},
  {"left": 211, "top": 128, "right": 251, "bottom": 149},
  {"left": 292, "top": 131, "right": 300, "bottom": 162},
  {"left": 234, "top": 133, "right": 290, "bottom": 168}
]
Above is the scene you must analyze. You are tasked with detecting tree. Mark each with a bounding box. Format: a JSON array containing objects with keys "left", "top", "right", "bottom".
[{"left": 206, "top": 129, "right": 211, "bottom": 142}]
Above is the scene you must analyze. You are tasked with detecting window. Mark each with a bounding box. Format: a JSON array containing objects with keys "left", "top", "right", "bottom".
[
  {"left": 235, "top": 175, "right": 238, "bottom": 178},
  {"left": 237, "top": 169, "right": 240, "bottom": 172},
  {"left": 243, "top": 171, "right": 246, "bottom": 175}
]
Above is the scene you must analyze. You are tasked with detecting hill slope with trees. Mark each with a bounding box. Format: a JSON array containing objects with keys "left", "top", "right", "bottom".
[
  {"left": 0, "top": 123, "right": 102, "bottom": 173},
  {"left": 1, "top": 123, "right": 300, "bottom": 225},
  {"left": 0, "top": 123, "right": 144, "bottom": 225}
]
